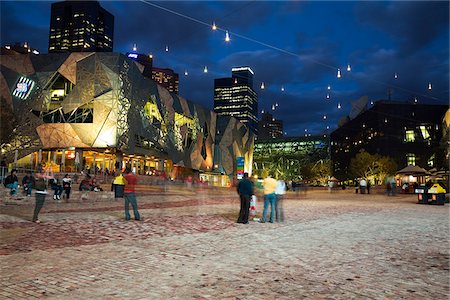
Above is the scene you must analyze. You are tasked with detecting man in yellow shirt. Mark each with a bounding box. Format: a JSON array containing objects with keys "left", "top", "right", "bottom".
[{"left": 261, "top": 174, "right": 277, "bottom": 223}]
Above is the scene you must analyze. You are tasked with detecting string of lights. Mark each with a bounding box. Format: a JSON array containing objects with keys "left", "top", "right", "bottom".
[{"left": 138, "top": 0, "right": 446, "bottom": 135}]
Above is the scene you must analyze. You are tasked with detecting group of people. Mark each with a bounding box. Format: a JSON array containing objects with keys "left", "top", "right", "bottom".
[
  {"left": 236, "top": 173, "right": 286, "bottom": 224},
  {"left": 2, "top": 168, "right": 141, "bottom": 223},
  {"left": 355, "top": 178, "right": 372, "bottom": 194}
]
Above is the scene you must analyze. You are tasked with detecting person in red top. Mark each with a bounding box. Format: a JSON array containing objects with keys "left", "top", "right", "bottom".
[{"left": 123, "top": 167, "right": 141, "bottom": 221}]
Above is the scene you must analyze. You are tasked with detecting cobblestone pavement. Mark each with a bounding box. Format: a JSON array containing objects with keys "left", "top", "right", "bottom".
[{"left": 0, "top": 189, "right": 449, "bottom": 299}]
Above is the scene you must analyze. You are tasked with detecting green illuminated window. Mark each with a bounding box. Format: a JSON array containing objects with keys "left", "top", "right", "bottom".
[
  {"left": 419, "top": 126, "right": 430, "bottom": 139},
  {"left": 405, "top": 130, "right": 415, "bottom": 142},
  {"left": 406, "top": 153, "right": 416, "bottom": 166}
]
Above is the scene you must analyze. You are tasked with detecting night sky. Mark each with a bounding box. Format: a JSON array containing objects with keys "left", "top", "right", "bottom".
[{"left": 1, "top": 1, "right": 449, "bottom": 136}]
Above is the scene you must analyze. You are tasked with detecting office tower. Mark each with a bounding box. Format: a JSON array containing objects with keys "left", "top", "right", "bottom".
[
  {"left": 214, "top": 67, "right": 258, "bottom": 134},
  {"left": 48, "top": 1, "right": 114, "bottom": 53},
  {"left": 258, "top": 112, "right": 283, "bottom": 139},
  {"left": 151, "top": 67, "right": 179, "bottom": 94}
]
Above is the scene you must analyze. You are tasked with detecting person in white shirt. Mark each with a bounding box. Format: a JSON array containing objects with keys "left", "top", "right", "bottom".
[
  {"left": 360, "top": 178, "right": 367, "bottom": 194},
  {"left": 275, "top": 179, "right": 286, "bottom": 222}
]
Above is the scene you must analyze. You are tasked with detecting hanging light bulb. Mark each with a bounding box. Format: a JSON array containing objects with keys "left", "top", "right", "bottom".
[
  {"left": 275, "top": 102, "right": 279, "bottom": 107},
  {"left": 261, "top": 82, "right": 265, "bottom": 89},
  {"left": 337, "top": 102, "right": 341, "bottom": 109},
  {"left": 326, "top": 125, "right": 330, "bottom": 130},
  {"left": 326, "top": 93, "right": 330, "bottom": 99},
  {"left": 281, "top": 86, "right": 285, "bottom": 92},
  {"left": 212, "top": 22, "right": 217, "bottom": 31},
  {"left": 261, "top": 110, "right": 265, "bottom": 114},
  {"left": 132, "top": 43, "right": 137, "bottom": 52},
  {"left": 347, "top": 64, "right": 351, "bottom": 72},
  {"left": 337, "top": 68, "right": 341, "bottom": 79},
  {"left": 394, "top": 73, "right": 398, "bottom": 79},
  {"left": 385, "top": 118, "right": 388, "bottom": 123},
  {"left": 323, "top": 115, "right": 327, "bottom": 120},
  {"left": 327, "top": 84, "right": 331, "bottom": 90},
  {"left": 272, "top": 104, "right": 275, "bottom": 110},
  {"left": 428, "top": 82, "right": 432, "bottom": 90},
  {"left": 414, "top": 97, "right": 418, "bottom": 103},
  {"left": 203, "top": 66, "right": 208, "bottom": 73},
  {"left": 184, "top": 70, "right": 188, "bottom": 76},
  {"left": 370, "top": 100, "right": 374, "bottom": 105},
  {"left": 165, "top": 45, "right": 169, "bottom": 52},
  {"left": 225, "top": 31, "right": 230, "bottom": 43},
  {"left": 234, "top": 78, "right": 238, "bottom": 84}
]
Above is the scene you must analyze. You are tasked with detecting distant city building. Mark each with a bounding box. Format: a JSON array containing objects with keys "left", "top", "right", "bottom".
[
  {"left": 48, "top": 0, "right": 114, "bottom": 53},
  {"left": 1, "top": 42, "right": 40, "bottom": 55},
  {"left": 151, "top": 67, "right": 179, "bottom": 94},
  {"left": 126, "top": 52, "right": 153, "bottom": 78},
  {"left": 330, "top": 101, "right": 448, "bottom": 180},
  {"left": 214, "top": 67, "right": 258, "bottom": 134},
  {"left": 126, "top": 51, "right": 178, "bottom": 94},
  {"left": 258, "top": 112, "right": 283, "bottom": 139}
]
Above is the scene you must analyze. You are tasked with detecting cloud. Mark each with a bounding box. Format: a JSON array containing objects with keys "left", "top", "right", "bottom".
[
  {"left": 355, "top": 2, "right": 449, "bottom": 55},
  {"left": 0, "top": 1, "right": 51, "bottom": 52}
]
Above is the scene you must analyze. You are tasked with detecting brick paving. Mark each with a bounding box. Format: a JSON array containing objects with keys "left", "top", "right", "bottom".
[{"left": 0, "top": 189, "right": 449, "bottom": 299}]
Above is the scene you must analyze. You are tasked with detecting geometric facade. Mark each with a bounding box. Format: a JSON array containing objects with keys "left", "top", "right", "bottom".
[{"left": 0, "top": 53, "right": 254, "bottom": 177}]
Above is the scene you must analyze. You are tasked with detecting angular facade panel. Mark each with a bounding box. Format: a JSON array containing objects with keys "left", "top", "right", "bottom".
[{"left": 0, "top": 53, "right": 254, "bottom": 178}]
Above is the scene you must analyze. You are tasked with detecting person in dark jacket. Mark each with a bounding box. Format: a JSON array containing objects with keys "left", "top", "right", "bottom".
[
  {"left": 236, "top": 172, "right": 254, "bottom": 224},
  {"left": 22, "top": 171, "right": 35, "bottom": 197},
  {"left": 4, "top": 169, "right": 19, "bottom": 196}
]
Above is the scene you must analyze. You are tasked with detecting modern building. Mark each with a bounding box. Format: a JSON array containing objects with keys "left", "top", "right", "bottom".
[
  {"left": 151, "top": 67, "right": 179, "bottom": 94},
  {"left": 258, "top": 112, "right": 283, "bottom": 139},
  {"left": 214, "top": 67, "right": 258, "bottom": 134},
  {"left": 1, "top": 42, "right": 40, "bottom": 55},
  {"left": 48, "top": 1, "right": 114, "bottom": 53},
  {"left": 330, "top": 100, "right": 448, "bottom": 180},
  {"left": 253, "top": 136, "right": 329, "bottom": 180},
  {"left": 0, "top": 52, "right": 254, "bottom": 183},
  {"left": 125, "top": 52, "right": 153, "bottom": 78}
]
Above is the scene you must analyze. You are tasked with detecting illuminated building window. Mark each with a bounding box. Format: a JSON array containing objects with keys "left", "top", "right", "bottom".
[
  {"left": 405, "top": 130, "right": 415, "bottom": 142},
  {"left": 428, "top": 155, "right": 435, "bottom": 167},
  {"left": 406, "top": 153, "right": 416, "bottom": 166},
  {"left": 419, "top": 126, "right": 430, "bottom": 139}
]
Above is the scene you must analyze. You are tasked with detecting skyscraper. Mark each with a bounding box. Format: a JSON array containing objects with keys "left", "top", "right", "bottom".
[
  {"left": 258, "top": 112, "right": 283, "bottom": 139},
  {"left": 48, "top": 1, "right": 114, "bottom": 53},
  {"left": 214, "top": 67, "right": 258, "bottom": 134}
]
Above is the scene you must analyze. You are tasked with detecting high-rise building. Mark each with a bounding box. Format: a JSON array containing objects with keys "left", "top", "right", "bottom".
[
  {"left": 214, "top": 67, "right": 258, "bottom": 134},
  {"left": 48, "top": 1, "right": 114, "bottom": 53},
  {"left": 258, "top": 112, "right": 283, "bottom": 139},
  {"left": 151, "top": 67, "right": 179, "bottom": 94}
]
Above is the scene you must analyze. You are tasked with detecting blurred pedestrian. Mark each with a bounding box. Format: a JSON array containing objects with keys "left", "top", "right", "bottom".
[
  {"left": 360, "top": 178, "right": 367, "bottom": 194},
  {"left": 51, "top": 175, "right": 63, "bottom": 200},
  {"left": 4, "top": 169, "right": 19, "bottom": 196},
  {"left": 112, "top": 172, "right": 126, "bottom": 199},
  {"left": 236, "top": 172, "right": 254, "bottom": 224},
  {"left": 32, "top": 172, "right": 48, "bottom": 223},
  {"left": 367, "top": 180, "right": 371, "bottom": 194},
  {"left": 261, "top": 174, "right": 277, "bottom": 223},
  {"left": 275, "top": 179, "right": 286, "bottom": 222},
  {"left": 123, "top": 168, "right": 141, "bottom": 221},
  {"left": 62, "top": 174, "right": 72, "bottom": 200},
  {"left": 22, "top": 171, "right": 35, "bottom": 197}
]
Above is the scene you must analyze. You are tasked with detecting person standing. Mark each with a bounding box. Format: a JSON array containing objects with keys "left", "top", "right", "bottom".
[
  {"left": 22, "top": 171, "right": 35, "bottom": 197},
  {"left": 62, "top": 174, "right": 72, "bottom": 200},
  {"left": 123, "top": 168, "right": 141, "bottom": 221},
  {"left": 261, "top": 174, "right": 277, "bottom": 223},
  {"left": 236, "top": 172, "right": 254, "bottom": 224},
  {"left": 367, "top": 180, "right": 371, "bottom": 194},
  {"left": 359, "top": 178, "right": 367, "bottom": 194},
  {"left": 112, "top": 172, "right": 126, "bottom": 199},
  {"left": 275, "top": 179, "right": 286, "bottom": 222},
  {"left": 4, "top": 169, "right": 19, "bottom": 196},
  {"left": 32, "top": 172, "right": 48, "bottom": 223}
]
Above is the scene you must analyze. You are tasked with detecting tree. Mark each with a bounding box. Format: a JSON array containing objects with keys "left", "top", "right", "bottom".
[{"left": 349, "top": 150, "right": 397, "bottom": 182}]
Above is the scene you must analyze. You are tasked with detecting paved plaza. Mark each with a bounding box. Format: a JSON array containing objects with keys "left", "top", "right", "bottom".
[{"left": 0, "top": 187, "right": 449, "bottom": 299}]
